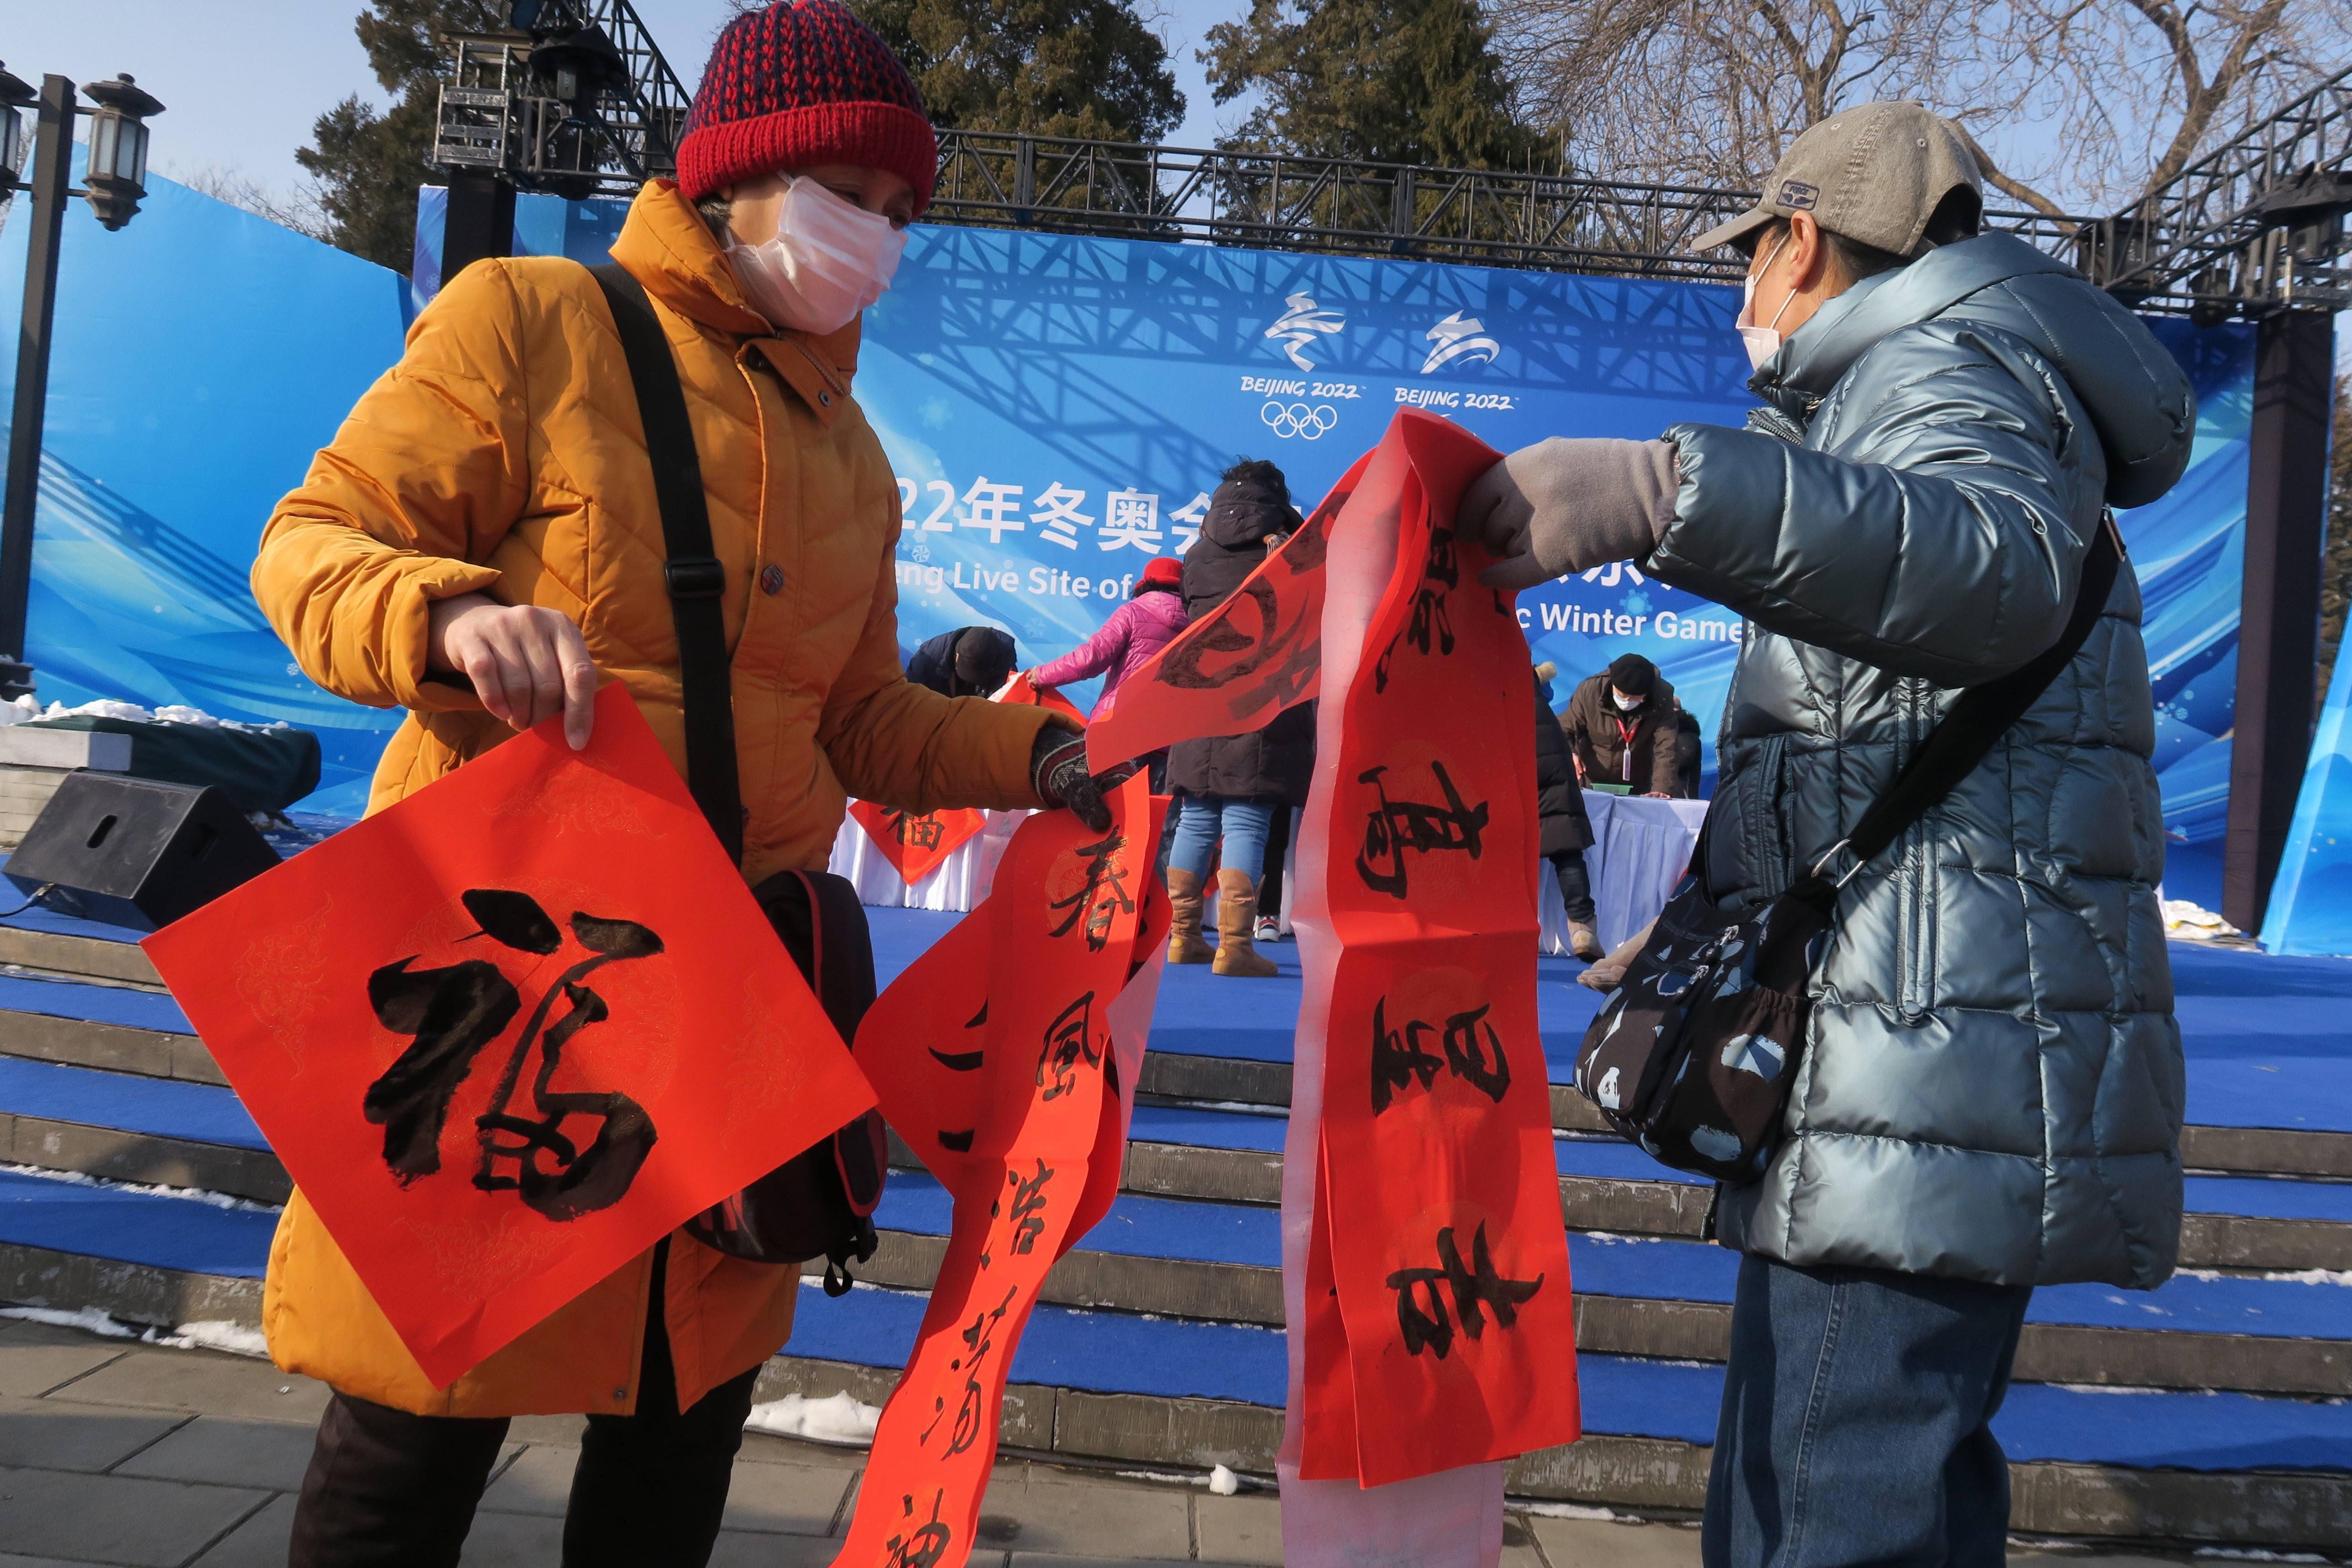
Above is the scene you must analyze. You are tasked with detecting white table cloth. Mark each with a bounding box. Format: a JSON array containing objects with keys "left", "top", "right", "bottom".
[
  {"left": 826, "top": 808, "right": 1034, "bottom": 912},
  {"left": 832, "top": 794, "right": 1697, "bottom": 953},
  {"left": 1536, "top": 792, "right": 1710, "bottom": 956}
]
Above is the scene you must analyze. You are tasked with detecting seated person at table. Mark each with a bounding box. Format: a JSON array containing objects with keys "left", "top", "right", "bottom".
[
  {"left": 1562, "top": 653, "right": 1682, "bottom": 797},
  {"left": 907, "top": 625, "right": 1017, "bottom": 698}
]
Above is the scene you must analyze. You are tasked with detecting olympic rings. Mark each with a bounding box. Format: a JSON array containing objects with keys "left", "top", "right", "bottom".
[{"left": 1260, "top": 401, "right": 1340, "bottom": 440}]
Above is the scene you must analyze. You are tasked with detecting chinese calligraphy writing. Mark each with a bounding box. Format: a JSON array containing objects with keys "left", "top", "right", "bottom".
[
  {"left": 1383, "top": 1222, "right": 1545, "bottom": 1360},
  {"left": 1036, "top": 992, "right": 1104, "bottom": 1102},
  {"left": 1045, "top": 829, "right": 1135, "bottom": 951},
  {"left": 362, "top": 888, "right": 663, "bottom": 1223},
  {"left": 1370, "top": 996, "right": 1512, "bottom": 1113},
  {"left": 1355, "top": 762, "right": 1489, "bottom": 898}
]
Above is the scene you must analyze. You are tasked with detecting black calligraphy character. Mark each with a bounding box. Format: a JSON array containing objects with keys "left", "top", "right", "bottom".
[
  {"left": 1046, "top": 830, "right": 1134, "bottom": 951},
  {"left": 1383, "top": 1222, "right": 1545, "bottom": 1359},
  {"left": 1036, "top": 992, "right": 1103, "bottom": 1102},
  {"left": 891, "top": 810, "right": 946, "bottom": 851},
  {"left": 1441, "top": 1003, "right": 1510, "bottom": 1103},
  {"left": 941, "top": 1285, "right": 1018, "bottom": 1457},
  {"left": 883, "top": 1490, "right": 952, "bottom": 1568},
  {"left": 997, "top": 1158, "right": 1054, "bottom": 1254},
  {"left": 362, "top": 888, "right": 664, "bottom": 1222},
  {"left": 1375, "top": 526, "right": 1461, "bottom": 692},
  {"left": 1159, "top": 578, "right": 1305, "bottom": 694},
  {"left": 1370, "top": 996, "right": 1444, "bottom": 1114},
  {"left": 471, "top": 904, "right": 665, "bottom": 1220},
  {"left": 1356, "top": 762, "right": 1488, "bottom": 897}
]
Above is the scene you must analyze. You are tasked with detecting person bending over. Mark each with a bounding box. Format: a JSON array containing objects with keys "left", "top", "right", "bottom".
[{"left": 1562, "top": 653, "right": 1681, "bottom": 797}]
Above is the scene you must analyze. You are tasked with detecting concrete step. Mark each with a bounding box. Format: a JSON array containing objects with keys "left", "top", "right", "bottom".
[{"left": 0, "top": 1163, "right": 2344, "bottom": 1550}]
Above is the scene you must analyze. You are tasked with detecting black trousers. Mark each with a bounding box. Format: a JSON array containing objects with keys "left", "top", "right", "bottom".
[
  {"left": 288, "top": 1242, "right": 761, "bottom": 1568},
  {"left": 1259, "top": 803, "right": 1294, "bottom": 916},
  {"left": 1548, "top": 848, "right": 1596, "bottom": 923}
]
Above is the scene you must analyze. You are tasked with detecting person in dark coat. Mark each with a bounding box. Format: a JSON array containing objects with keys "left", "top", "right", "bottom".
[
  {"left": 1671, "top": 696, "right": 1704, "bottom": 798},
  {"left": 905, "top": 626, "right": 1017, "bottom": 698},
  {"left": 1561, "top": 653, "right": 1683, "bottom": 797},
  {"left": 1532, "top": 663, "right": 1602, "bottom": 959},
  {"left": 1165, "top": 459, "right": 1310, "bottom": 977}
]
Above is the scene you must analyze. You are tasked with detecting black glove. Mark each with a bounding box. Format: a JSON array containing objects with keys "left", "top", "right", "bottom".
[{"left": 1031, "top": 727, "right": 1122, "bottom": 834}]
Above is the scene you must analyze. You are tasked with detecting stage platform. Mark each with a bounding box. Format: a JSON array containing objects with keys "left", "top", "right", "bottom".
[{"left": 0, "top": 898, "right": 2348, "bottom": 1543}]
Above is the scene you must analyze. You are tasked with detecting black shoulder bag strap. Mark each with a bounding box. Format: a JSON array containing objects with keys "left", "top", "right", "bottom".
[
  {"left": 1794, "top": 517, "right": 2125, "bottom": 904},
  {"left": 585, "top": 262, "right": 744, "bottom": 865}
]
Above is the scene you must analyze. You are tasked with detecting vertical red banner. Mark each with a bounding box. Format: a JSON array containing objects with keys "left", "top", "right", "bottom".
[
  {"left": 1289, "top": 412, "right": 1581, "bottom": 1493},
  {"left": 837, "top": 776, "right": 1167, "bottom": 1568}
]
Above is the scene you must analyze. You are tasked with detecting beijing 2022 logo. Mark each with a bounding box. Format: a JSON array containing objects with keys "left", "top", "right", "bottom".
[{"left": 1262, "top": 401, "right": 1339, "bottom": 440}]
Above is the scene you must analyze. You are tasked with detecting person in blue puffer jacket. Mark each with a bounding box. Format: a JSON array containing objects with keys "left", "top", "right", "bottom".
[{"left": 1459, "top": 102, "right": 2193, "bottom": 1566}]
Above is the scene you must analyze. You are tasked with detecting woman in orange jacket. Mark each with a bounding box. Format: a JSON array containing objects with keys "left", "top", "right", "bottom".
[{"left": 251, "top": 5, "right": 1104, "bottom": 1563}]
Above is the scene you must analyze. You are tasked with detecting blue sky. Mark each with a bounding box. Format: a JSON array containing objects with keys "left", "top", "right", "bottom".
[{"left": 5, "top": 0, "right": 1246, "bottom": 202}]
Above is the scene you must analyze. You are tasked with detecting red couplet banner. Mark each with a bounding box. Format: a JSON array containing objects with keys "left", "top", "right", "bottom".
[
  {"left": 143, "top": 685, "right": 878, "bottom": 1387},
  {"left": 1082, "top": 450, "right": 1374, "bottom": 775},
  {"left": 1292, "top": 411, "right": 1581, "bottom": 1487},
  {"left": 836, "top": 775, "right": 1167, "bottom": 1568}
]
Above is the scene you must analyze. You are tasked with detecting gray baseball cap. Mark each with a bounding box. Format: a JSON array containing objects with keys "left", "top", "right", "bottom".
[{"left": 1693, "top": 101, "right": 1983, "bottom": 258}]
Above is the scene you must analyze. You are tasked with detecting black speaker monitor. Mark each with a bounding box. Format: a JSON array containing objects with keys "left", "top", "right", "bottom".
[{"left": 7, "top": 773, "right": 281, "bottom": 931}]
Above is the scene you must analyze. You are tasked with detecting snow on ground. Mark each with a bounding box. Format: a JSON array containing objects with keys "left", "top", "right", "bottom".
[{"left": 745, "top": 1391, "right": 882, "bottom": 1446}]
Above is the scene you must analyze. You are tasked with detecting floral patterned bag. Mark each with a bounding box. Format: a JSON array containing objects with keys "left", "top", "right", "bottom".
[{"left": 1576, "top": 520, "right": 2123, "bottom": 1183}]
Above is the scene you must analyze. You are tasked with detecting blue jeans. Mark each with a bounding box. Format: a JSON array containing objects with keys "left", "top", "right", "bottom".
[
  {"left": 1168, "top": 795, "right": 1275, "bottom": 882},
  {"left": 1704, "top": 1254, "right": 2032, "bottom": 1568}
]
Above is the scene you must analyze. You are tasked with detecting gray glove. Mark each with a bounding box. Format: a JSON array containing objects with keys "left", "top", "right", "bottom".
[{"left": 1460, "top": 438, "right": 1680, "bottom": 591}]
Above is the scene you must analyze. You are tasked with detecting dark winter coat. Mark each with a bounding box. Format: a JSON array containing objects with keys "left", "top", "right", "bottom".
[
  {"left": 1166, "top": 477, "right": 1315, "bottom": 804},
  {"left": 1561, "top": 672, "right": 1682, "bottom": 795},
  {"left": 1649, "top": 231, "right": 2193, "bottom": 1290},
  {"left": 906, "top": 626, "right": 1016, "bottom": 698},
  {"left": 1533, "top": 681, "right": 1593, "bottom": 855}
]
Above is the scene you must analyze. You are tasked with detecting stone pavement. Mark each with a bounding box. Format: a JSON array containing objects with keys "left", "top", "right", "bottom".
[{"left": 0, "top": 1317, "right": 2206, "bottom": 1568}]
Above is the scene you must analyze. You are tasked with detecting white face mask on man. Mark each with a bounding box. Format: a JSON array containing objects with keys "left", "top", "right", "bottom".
[
  {"left": 1735, "top": 230, "right": 1796, "bottom": 372},
  {"left": 724, "top": 177, "right": 909, "bottom": 337},
  {"left": 1612, "top": 690, "right": 1643, "bottom": 712}
]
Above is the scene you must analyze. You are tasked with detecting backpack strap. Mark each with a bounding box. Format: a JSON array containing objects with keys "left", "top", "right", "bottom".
[
  {"left": 583, "top": 262, "right": 744, "bottom": 865},
  {"left": 1796, "top": 517, "right": 2125, "bottom": 904}
]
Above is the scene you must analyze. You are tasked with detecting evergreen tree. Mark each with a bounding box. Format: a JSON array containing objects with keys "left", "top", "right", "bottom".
[
  {"left": 1203, "top": 0, "right": 1545, "bottom": 169},
  {"left": 299, "top": 0, "right": 508, "bottom": 271},
  {"left": 844, "top": 0, "right": 1183, "bottom": 142}
]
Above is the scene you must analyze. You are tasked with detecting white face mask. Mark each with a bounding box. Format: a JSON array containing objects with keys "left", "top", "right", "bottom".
[
  {"left": 1736, "top": 231, "right": 1797, "bottom": 372},
  {"left": 724, "top": 177, "right": 908, "bottom": 336},
  {"left": 1613, "top": 690, "right": 1643, "bottom": 712}
]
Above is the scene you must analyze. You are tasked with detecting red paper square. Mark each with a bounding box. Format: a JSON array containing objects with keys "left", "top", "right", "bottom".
[{"left": 144, "top": 685, "right": 876, "bottom": 1386}]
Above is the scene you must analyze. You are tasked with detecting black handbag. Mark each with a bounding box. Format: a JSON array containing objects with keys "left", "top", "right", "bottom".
[
  {"left": 587, "top": 262, "right": 886, "bottom": 1290},
  {"left": 1574, "top": 519, "right": 2125, "bottom": 1184}
]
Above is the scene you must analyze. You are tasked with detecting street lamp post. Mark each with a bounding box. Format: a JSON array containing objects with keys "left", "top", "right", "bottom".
[{"left": 0, "top": 66, "right": 163, "bottom": 701}]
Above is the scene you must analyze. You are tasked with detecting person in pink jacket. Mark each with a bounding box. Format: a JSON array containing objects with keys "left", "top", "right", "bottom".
[{"left": 1029, "top": 556, "right": 1187, "bottom": 719}]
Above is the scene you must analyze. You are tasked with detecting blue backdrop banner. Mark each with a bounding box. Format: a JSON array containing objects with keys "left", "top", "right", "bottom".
[{"left": 3, "top": 177, "right": 2255, "bottom": 911}]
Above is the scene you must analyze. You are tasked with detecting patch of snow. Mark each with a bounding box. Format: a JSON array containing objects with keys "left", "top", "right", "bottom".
[
  {"left": 745, "top": 1391, "right": 880, "bottom": 1447},
  {"left": 1518, "top": 1499, "right": 1627, "bottom": 1521},
  {"left": 0, "top": 1162, "right": 281, "bottom": 1214},
  {"left": 31, "top": 698, "right": 292, "bottom": 734},
  {"left": 148, "top": 1320, "right": 270, "bottom": 1358},
  {"left": 2192, "top": 1550, "right": 2331, "bottom": 1563},
  {"left": 0, "top": 694, "right": 35, "bottom": 727},
  {"left": 2257, "top": 1267, "right": 2352, "bottom": 1286},
  {"left": 0, "top": 1304, "right": 137, "bottom": 1337},
  {"left": 2160, "top": 897, "right": 2241, "bottom": 940},
  {"left": 1208, "top": 1463, "right": 1239, "bottom": 1496}
]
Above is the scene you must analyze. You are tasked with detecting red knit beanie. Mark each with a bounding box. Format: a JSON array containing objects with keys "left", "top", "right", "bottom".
[{"left": 675, "top": 0, "right": 938, "bottom": 213}]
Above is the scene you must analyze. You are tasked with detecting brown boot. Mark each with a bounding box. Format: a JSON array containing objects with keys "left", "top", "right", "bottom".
[
  {"left": 1212, "top": 870, "right": 1281, "bottom": 977},
  {"left": 1165, "top": 868, "right": 1213, "bottom": 964},
  {"left": 1567, "top": 920, "right": 1604, "bottom": 961}
]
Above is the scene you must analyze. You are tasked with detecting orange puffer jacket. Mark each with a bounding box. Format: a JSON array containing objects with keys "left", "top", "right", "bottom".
[{"left": 249, "top": 181, "right": 1056, "bottom": 1418}]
